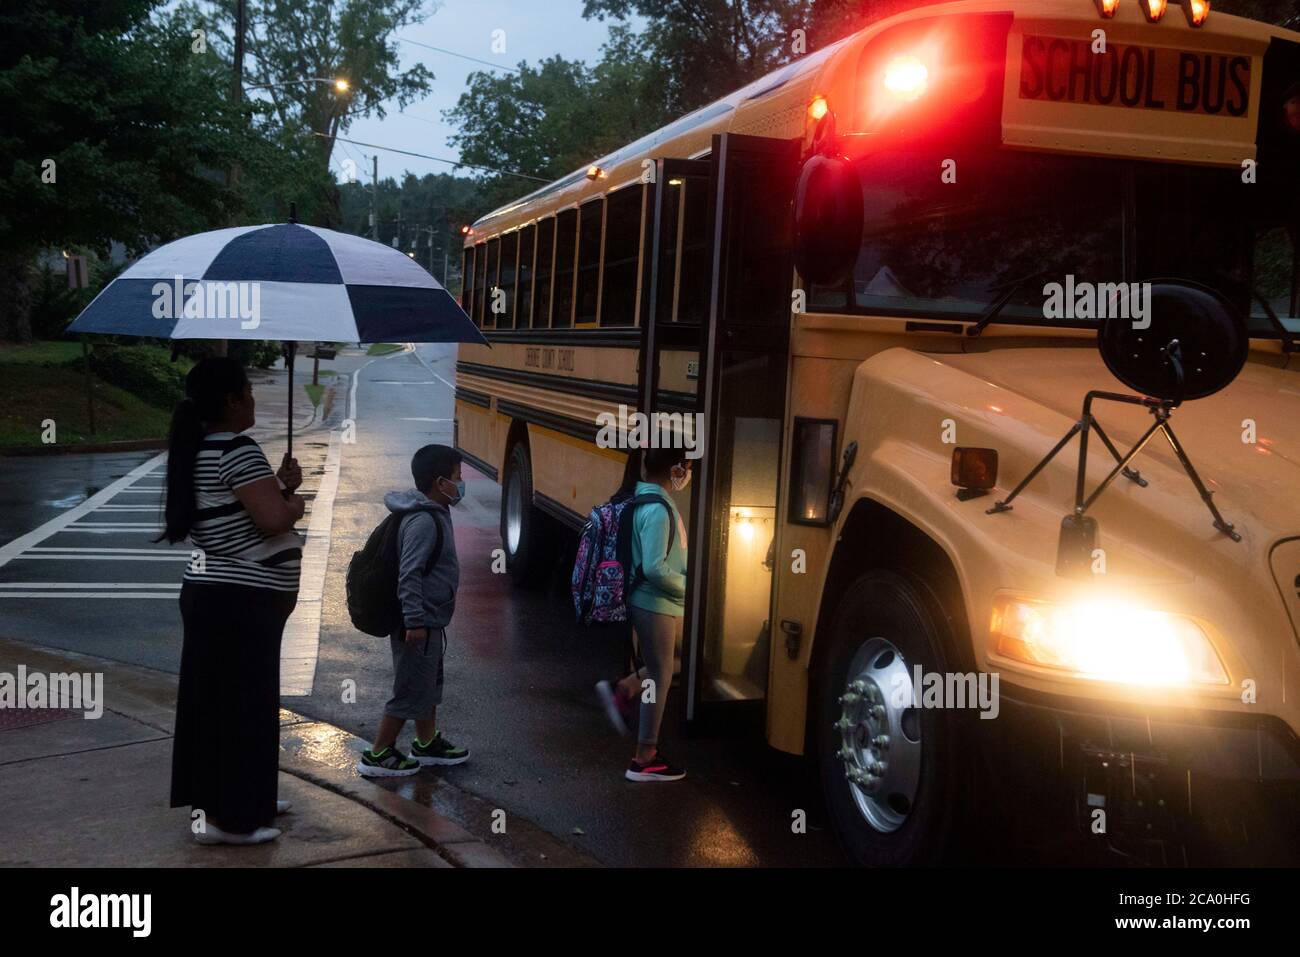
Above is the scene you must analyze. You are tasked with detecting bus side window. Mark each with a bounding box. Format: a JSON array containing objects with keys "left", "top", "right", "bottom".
[
  {"left": 482, "top": 237, "right": 500, "bottom": 329},
  {"left": 601, "top": 184, "right": 644, "bottom": 327},
  {"left": 499, "top": 232, "right": 518, "bottom": 330},
  {"left": 575, "top": 198, "right": 604, "bottom": 327},
  {"left": 473, "top": 241, "right": 488, "bottom": 327},
  {"left": 675, "top": 176, "right": 710, "bottom": 323},
  {"left": 553, "top": 209, "right": 578, "bottom": 328},
  {"left": 517, "top": 224, "right": 537, "bottom": 328},
  {"left": 534, "top": 217, "right": 555, "bottom": 328},
  {"left": 462, "top": 245, "right": 476, "bottom": 324}
]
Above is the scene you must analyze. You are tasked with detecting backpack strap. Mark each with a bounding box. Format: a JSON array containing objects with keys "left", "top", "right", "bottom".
[
  {"left": 619, "top": 493, "right": 675, "bottom": 593},
  {"left": 396, "top": 508, "right": 445, "bottom": 576}
]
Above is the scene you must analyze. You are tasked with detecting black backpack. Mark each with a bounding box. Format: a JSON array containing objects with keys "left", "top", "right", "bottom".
[{"left": 346, "top": 509, "right": 444, "bottom": 637}]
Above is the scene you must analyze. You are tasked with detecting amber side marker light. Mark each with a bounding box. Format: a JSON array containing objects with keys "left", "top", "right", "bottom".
[
  {"left": 951, "top": 447, "right": 998, "bottom": 501},
  {"left": 1093, "top": 0, "right": 1119, "bottom": 17},
  {"left": 1142, "top": 0, "right": 1168, "bottom": 21},
  {"left": 585, "top": 165, "right": 606, "bottom": 181},
  {"left": 1184, "top": 0, "right": 1210, "bottom": 26},
  {"left": 808, "top": 95, "right": 830, "bottom": 121}
]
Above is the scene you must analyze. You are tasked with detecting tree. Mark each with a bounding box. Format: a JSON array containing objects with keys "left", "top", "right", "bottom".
[
  {"left": 191, "top": 0, "right": 435, "bottom": 171},
  {"left": 583, "top": 0, "right": 816, "bottom": 115},
  {"left": 0, "top": 0, "right": 256, "bottom": 340},
  {"left": 445, "top": 25, "right": 669, "bottom": 214}
]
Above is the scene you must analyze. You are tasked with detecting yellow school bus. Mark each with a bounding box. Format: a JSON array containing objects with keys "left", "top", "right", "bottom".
[{"left": 456, "top": 0, "right": 1300, "bottom": 865}]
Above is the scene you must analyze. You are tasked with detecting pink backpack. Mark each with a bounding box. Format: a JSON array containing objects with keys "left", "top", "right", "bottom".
[{"left": 571, "top": 492, "right": 674, "bottom": 625}]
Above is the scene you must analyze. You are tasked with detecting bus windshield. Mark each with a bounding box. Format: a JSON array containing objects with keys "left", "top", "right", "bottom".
[{"left": 808, "top": 148, "right": 1300, "bottom": 336}]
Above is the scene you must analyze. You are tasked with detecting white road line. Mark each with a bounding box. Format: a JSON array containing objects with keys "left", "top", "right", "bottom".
[
  {"left": 12, "top": 554, "right": 187, "bottom": 561},
  {"left": 28, "top": 547, "right": 184, "bottom": 554},
  {"left": 0, "top": 452, "right": 166, "bottom": 570},
  {"left": 0, "top": 592, "right": 177, "bottom": 599},
  {"left": 0, "top": 582, "right": 179, "bottom": 589},
  {"left": 116, "top": 488, "right": 165, "bottom": 493},
  {"left": 67, "top": 523, "right": 159, "bottom": 529},
  {"left": 94, "top": 506, "right": 162, "bottom": 512},
  {"left": 409, "top": 345, "right": 457, "bottom": 392}
]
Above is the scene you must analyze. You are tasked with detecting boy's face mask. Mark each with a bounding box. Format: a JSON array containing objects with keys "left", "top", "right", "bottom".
[{"left": 438, "top": 476, "right": 466, "bottom": 506}]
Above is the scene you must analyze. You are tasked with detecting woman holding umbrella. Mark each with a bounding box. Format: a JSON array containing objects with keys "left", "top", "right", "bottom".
[{"left": 162, "top": 357, "right": 305, "bottom": 845}]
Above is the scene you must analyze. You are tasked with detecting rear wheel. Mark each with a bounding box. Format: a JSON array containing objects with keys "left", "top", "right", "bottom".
[
  {"left": 500, "top": 441, "right": 552, "bottom": 586},
  {"left": 815, "top": 569, "right": 972, "bottom": 866}
]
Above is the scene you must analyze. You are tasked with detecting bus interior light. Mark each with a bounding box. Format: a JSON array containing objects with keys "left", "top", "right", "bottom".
[
  {"left": 1142, "top": 0, "right": 1168, "bottom": 22},
  {"left": 1093, "top": 0, "right": 1120, "bottom": 17},
  {"left": 1184, "top": 0, "right": 1210, "bottom": 26},
  {"left": 883, "top": 55, "right": 929, "bottom": 101}
]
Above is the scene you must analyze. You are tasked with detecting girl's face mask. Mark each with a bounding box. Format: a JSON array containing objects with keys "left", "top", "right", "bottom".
[{"left": 670, "top": 463, "right": 692, "bottom": 491}]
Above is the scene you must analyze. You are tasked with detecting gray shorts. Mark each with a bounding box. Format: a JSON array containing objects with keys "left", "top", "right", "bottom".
[{"left": 385, "top": 628, "right": 446, "bottom": 720}]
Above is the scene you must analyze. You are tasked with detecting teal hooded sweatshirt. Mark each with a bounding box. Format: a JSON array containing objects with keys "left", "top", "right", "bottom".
[{"left": 627, "top": 481, "right": 688, "bottom": 617}]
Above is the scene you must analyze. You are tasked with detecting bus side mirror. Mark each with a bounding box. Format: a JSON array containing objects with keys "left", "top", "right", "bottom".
[{"left": 793, "top": 152, "right": 863, "bottom": 288}]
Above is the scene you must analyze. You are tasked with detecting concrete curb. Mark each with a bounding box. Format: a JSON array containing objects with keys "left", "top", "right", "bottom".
[
  {"left": 278, "top": 754, "right": 514, "bottom": 868},
  {"left": 0, "top": 636, "right": 513, "bottom": 868}
]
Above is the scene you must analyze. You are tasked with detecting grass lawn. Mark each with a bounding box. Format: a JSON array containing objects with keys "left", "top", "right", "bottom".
[
  {"left": 303, "top": 382, "right": 325, "bottom": 408},
  {"left": 0, "top": 363, "right": 172, "bottom": 448},
  {"left": 366, "top": 342, "right": 404, "bottom": 356},
  {"left": 0, "top": 340, "right": 84, "bottom": 365}
]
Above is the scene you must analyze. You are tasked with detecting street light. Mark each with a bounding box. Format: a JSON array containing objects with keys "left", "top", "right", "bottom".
[{"left": 244, "top": 76, "right": 352, "bottom": 93}]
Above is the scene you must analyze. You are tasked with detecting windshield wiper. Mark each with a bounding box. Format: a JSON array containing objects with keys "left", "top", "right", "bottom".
[{"left": 965, "top": 269, "right": 1054, "bottom": 338}]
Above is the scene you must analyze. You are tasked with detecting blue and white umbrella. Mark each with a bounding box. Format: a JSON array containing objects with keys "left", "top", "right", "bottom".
[{"left": 68, "top": 222, "right": 485, "bottom": 345}]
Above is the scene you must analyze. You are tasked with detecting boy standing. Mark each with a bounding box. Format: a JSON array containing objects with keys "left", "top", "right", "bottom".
[{"left": 358, "top": 445, "right": 471, "bottom": 777}]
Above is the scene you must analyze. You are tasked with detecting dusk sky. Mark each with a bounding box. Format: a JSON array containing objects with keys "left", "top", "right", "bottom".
[{"left": 333, "top": 0, "right": 633, "bottom": 185}]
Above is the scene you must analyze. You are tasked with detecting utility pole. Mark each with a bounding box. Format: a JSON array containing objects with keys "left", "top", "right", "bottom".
[
  {"left": 370, "top": 155, "right": 379, "bottom": 241},
  {"left": 218, "top": 0, "right": 246, "bottom": 361}
]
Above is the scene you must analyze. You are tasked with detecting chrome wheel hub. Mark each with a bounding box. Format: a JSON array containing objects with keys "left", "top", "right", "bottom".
[{"left": 835, "top": 637, "right": 923, "bottom": 833}]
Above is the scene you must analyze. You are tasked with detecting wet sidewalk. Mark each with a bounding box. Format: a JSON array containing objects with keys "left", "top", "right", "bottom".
[{"left": 0, "top": 636, "right": 513, "bottom": 868}]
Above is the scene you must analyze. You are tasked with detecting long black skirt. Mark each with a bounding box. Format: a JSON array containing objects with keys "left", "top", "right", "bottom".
[{"left": 170, "top": 581, "right": 298, "bottom": 833}]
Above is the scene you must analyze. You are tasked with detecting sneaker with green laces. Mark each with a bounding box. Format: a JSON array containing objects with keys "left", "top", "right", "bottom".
[
  {"left": 410, "top": 731, "right": 470, "bottom": 766},
  {"left": 357, "top": 746, "right": 421, "bottom": 778}
]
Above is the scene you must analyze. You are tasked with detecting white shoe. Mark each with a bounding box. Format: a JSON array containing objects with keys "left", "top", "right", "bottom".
[
  {"left": 276, "top": 800, "right": 292, "bottom": 815},
  {"left": 194, "top": 825, "right": 282, "bottom": 846}
]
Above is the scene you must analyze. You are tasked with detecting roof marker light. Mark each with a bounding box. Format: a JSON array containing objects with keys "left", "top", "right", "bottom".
[
  {"left": 585, "top": 165, "right": 606, "bottom": 180},
  {"left": 1094, "top": 0, "right": 1119, "bottom": 17},
  {"left": 883, "top": 55, "right": 928, "bottom": 101},
  {"left": 1142, "top": 0, "right": 1168, "bottom": 22},
  {"left": 1184, "top": 0, "right": 1210, "bottom": 26}
]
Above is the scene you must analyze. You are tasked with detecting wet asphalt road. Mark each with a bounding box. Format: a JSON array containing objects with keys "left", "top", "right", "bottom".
[{"left": 0, "top": 345, "right": 845, "bottom": 867}]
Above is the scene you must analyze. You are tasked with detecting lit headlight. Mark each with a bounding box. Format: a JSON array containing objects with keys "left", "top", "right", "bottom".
[{"left": 990, "top": 597, "right": 1228, "bottom": 687}]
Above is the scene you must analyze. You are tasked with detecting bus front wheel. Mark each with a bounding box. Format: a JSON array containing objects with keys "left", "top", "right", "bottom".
[
  {"left": 815, "top": 570, "right": 972, "bottom": 866},
  {"left": 500, "top": 442, "right": 551, "bottom": 586}
]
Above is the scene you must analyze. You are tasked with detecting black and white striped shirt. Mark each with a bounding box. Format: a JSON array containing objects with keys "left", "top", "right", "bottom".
[{"left": 183, "top": 432, "right": 302, "bottom": 592}]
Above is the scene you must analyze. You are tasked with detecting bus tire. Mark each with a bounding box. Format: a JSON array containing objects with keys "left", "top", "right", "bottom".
[
  {"left": 815, "top": 569, "right": 972, "bottom": 866},
  {"left": 500, "top": 441, "right": 551, "bottom": 586}
]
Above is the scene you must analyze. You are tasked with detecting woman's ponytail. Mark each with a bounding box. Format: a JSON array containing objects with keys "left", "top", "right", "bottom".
[
  {"left": 158, "top": 357, "right": 249, "bottom": 544},
  {"left": 159, "top": 398, "right": 203, "bottom": 543}
]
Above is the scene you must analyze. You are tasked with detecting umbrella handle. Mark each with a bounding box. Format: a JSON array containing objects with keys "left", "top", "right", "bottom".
[{"left": 285, "top": 340, "right": 296, "bottom": 462}]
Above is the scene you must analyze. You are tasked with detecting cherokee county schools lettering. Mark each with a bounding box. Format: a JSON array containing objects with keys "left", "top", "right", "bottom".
[
  {"left": 49, "top": 888, "right": 151, "bottom": 938},
  {"left": 1020, "top": 36, "right": 1251, "bottom": 117}
]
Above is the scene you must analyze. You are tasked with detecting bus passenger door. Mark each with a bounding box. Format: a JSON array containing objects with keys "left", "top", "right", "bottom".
[
  {"left": 638, "top": 158, "right": 712, "bottom": 417},
  {"left": 685, "top": 133, "right": 800, "bottom": 727}
]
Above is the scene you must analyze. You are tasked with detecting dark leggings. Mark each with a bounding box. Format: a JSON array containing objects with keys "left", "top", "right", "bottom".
[{"left": 170, "top": 582, "right": 297, "bottom": 833}]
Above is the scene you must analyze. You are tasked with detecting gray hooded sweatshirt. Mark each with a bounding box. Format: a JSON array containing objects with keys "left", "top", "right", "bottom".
[{"left": 384, "top": 489, "right": 459, "bottom": 631}]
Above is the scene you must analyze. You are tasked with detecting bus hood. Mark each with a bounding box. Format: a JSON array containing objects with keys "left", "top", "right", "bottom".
[{"left": 929, "top": 346, "right": 1300, "bottom": 544}]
